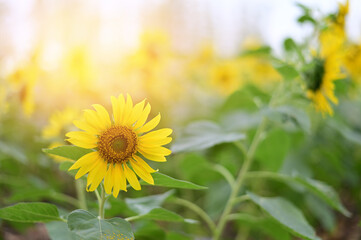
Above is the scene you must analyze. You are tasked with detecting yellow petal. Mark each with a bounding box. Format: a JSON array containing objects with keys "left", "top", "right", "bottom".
[
  {"left": 69, "top": 151, "right": 99, "bottom": 170},
  {"left": 112, "top": 163, "right": 127, "bottom": 197},
  {"left": 86, "top": 160, "right": 108, "bottom": 191},
  {"left": 123, "top": 163, "right": 141, "bottom": 190},
  {"left": 111, "top": 96, "right": 121, "bottom": 125},
  {"left": 66, "top": 131, "right": 98, "bottom": 149},
  {"left": 104, "top": 164, "right": 114, "bottom": 194},
  {"left": 128, "top": 99, "right": 146, "bottom": 126},
  {"left": 73, "top": 120, "right": 100, "bottom": 135},
  {"left": 130, "top": 159, "right": 154, "bottom": 185},
  {"left": 121, "top": 94, "right": 133, "bottom": 125},
  {"left": 92, "top": 104, "right": 111, "bottom": 129},
  {"left": 84, "top": 109, "right": 106, "bottom": 132},
  {"left": 139, "top": 150, "right": 167, "bottom": 162},
  {"left": 75, "top": 157, "right": 101, "bottom": 179},
  {"left": 136, "top": 113, "right": 160, "bottom": 134},
  {"left": 133, "top": 104, "right": 151, "bottom": 129},
  {"left": 138, "top": 146, "right": 172, "bottom": 156},
  {"left": 140, "top": 128, "right": 173, "bottom": 140},
  {"left": 139, "top": 137, "right": 172, "bottom": 146},
  {"left": 116, "top": 94, "right": 126, "bottom": 124},
  {"left": 133, "top": 155, "right": 157, "bottom": 173}
]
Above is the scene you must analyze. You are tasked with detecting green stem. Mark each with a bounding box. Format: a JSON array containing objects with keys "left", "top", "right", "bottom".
[
  {"left": 125, "top": 215, "right": 142, "bottom": 222},
  {"left": 173, "top": 197, "right": 216, "bottom": 235},
  {"left": 50, "top": 192, "right": 79, "bottom": 208},
  {"left": 212, "top": 164, "right": 235, "bottom": 186},
  {"left": 75, "top": 179, "right": 87, "bottom": 210},
  {"left": 232, "top": 195, "right": 250, "bottom": 205},
  {"left": 213, "top": 119, "right": 268, "bottom": 240},
  {"left": 97, "top": 185, "right": 106, "bottom": 219}
]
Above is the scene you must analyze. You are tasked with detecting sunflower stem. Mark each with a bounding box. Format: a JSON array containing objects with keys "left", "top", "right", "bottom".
[
  {"left": 212, "top": 118, "right": 268, "bottom": 240},
  {"left": 97, "top": 184, "right": 106, "bottom": 219},
  {"left": 172, "top": 197, "right": 216, "bottom": 235},
  {"left": 75, "top": 179, "right": 87, "bottom": 210}
]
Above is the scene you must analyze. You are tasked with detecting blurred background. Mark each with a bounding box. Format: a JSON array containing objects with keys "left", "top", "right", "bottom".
[{"left": 1, "top": 0, "right": 361, "bottom": 240}]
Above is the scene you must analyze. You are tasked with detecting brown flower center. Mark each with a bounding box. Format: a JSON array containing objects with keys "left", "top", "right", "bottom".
[{"left": 97, "top": 126, "right": 137, "bottom": 164}]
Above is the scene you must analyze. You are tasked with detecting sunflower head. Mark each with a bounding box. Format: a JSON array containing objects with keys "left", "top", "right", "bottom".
[
  {"left": 66, "top": 94, "right": 172, "bottom": 197},
  {"left": 303, "top": 58, "right": 325, "bottom": 92}
]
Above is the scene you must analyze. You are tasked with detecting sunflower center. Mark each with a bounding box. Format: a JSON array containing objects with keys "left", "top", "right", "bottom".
[
  {"left": 98, "top": 126, "right": 137, "bottom": 164},
  {"left": 304, "top": 58, "right": 325, "bottom": 92}
]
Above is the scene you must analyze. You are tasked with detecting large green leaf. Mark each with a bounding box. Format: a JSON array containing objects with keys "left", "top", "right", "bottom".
[
  {"left": 273, "top": 63, "right": 299, "bottom": 81},
  {"left": 43, "top": 146, "right": 93, "bottom": 161},
  {"left": 255, "top": 129, "right": 290, "bottom": 171},
  {"left": 171, "top": 121, "right": 245, "bottom": 153},
  {"left": 132, "top": 208, "right": 184, "bottom": 222},
  {"left": 246, "top": 172, "right": 350, "bottom": 216},
  {"left": 247, "top": 192, "right": 321, "bottom": 240},
  {"left": 0, "top": 202, "right": 62, "bottom": 223},
  {"left": 125, "top": 191, "right": 174, "bottom": 215},
  {"left": 267, "top": 106, "right": 311, "bottom": 133},
  {"left": 141, "top": 172, "right": 207, "bottom": 190},
  {"left": 46, "top": 221, "right": 79, "bottom": 240},
  {"left": 67, "top": 209, "right": 134, "bottom": 240}
]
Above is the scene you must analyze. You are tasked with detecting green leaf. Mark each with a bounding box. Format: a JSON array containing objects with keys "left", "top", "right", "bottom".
[
  {"left": 0, "top": 202, "right": 62, "bottom": 223},
  {"left": 166, "top": 231, "right": 192, "bottom": 240},
  {"left": 125, "top": 191, "right": 174, "bottom": 215},
  {"left": 274, "top": 63, "right": 299, "bottom": 81},
  {"left": 255, "top": 129, "right": 290, "bottom": 172},
  {"left": 171, "top": 121, "right": 245, "bottom": 153},
  {"left": 241, "top": 46, "right": 272, "bottom": 56},
  {"left": 247, "top": 192, "right": 321, "bottom": 240},
  {"left": 43, "top": 146, "right": 93, "bottom": 161},
  {"left": 246, "top": 172, "right": 350, "bottom": 216},
  {"left": 133, "top": 208, "right": 184, "bottom": 222},
  {"left": 283, "top": 38, "right": 298, "bottom": 52},
  {"left": 141, "top": 172, "right": 207, "bottom": 190},
  {"left": 293, "top": 175, "right": 351, "bottom": 217},
  {"left": 268, "top": 106, "right": 311, "bottom": 133},
  {"left": 46, "top": 221, "right": 79, "bottom": 240},
  {"left": 67, "top": 209, "right": 134, "bottom": 240}
]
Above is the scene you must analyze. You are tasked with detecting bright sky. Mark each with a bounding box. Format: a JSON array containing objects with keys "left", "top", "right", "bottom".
[{"left": 0, "top": 0, "right": 359, "bottom": 61}]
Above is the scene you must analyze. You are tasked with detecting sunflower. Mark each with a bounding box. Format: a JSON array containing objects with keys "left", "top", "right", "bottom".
[
  {"left": 304, "top": 54, "right": 344, "bottom": 115},
  {"left": 210, "top": 60, "right": 241, "bottom": 95},
  {"left": 66, "top": 94, "right": 172, "bottom": 197}
]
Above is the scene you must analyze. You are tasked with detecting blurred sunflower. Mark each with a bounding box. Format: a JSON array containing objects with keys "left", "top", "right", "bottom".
[
  {"left": 210, "top": 60, "right": 240, "bottom": 95},
  {"left": 67, "top": 94, "right": 172, "bottom": 197},
  {"left": 42, "top": 108, "right": 80, "bottom": 162},
  {"left": 344, "top": 43, "right": 361, "bottom": 84},
  {"left": 303, "top": 54, "right": 344, "bottom": 115}
]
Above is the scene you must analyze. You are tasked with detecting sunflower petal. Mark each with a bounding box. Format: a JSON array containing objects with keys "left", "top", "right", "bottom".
[
  {"left": 66, "top": 131, "right": 98, "bottom": 149},
  {"left": 134, "top": 103, "right": 151, "bottom": 129},
  {"left": 139, "top": 150, "right": 167, "bottom": 162},
  {"left": 137, "top": 113, "right": 161, "bottom": 134},
  {"left": 140, "top": 128, "right": 173, "bottom": 140},
  {"left": 133, "top": 155, "right": 157, "bottom": 173},
  {"left": 87, "top": 160, "right": 107, "bottom": 191},
  {"left": 111, "top": 96, "right": 121, "bottom": 125},
  {"left": 69, "top": 151, "right": 98, "bottom": 170},
  {"left": 123, "top": 163, "right": 141, "bottom": 190},
  {"left": 73, "top": 119, "right": 100, "bottom": 135},
  {"left": 104, "top": 164, "right": 114, "bottom": 194},
  {"left": 92, "top": 104, "right": 111, "bottom": 129},
  {"left": 121, "top": 94, "right": 133, "bottom": 125},
  {"left": 138, "top": 146, "right": 172, "bottom": 156},
  {"left": 139, "top": 137, "right": 172, "bottom": 146},
  {"left": 112, "top": 163, "right": 127, "bottom": 197},
  {"left": 128, "top": 99, "right": 146, "bottom": 126},
  {"left": 130, "top": 159, "right": 154, "bottom": 184}
]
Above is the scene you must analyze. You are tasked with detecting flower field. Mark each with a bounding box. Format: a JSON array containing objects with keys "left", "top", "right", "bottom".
[{"left": 0, "top": 1, "right": 360, "bottom": 240}]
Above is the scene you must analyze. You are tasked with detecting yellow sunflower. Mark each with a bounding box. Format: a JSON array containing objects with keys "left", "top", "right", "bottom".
[
  {"left": 304, "top": 54, "right": 344, "bottom": 115},
  {"left": 66, "top": 94, "right": 172, "bottom": 197}
]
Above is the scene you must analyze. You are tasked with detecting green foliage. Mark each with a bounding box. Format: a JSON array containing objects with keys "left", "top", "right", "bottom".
[
  {"left": 142, "top": 172, "right": 207, "bottom": 190},
  {"left": 171, "top": 121, "right": 245, "bottom": 153},
  {"left": 0, "top": 202, "right": 63, "bottom": 223},
  {"left": 43, "top": 146, "right": 93, "bottom": 161},
  {"left": 247, "top": 192, "right": 321, "bottom": 240},
  {"left": 67, "top": 209, "right": 134, "bottom": 240}
]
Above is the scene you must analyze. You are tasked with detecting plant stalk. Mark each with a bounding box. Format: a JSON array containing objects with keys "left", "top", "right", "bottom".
[{"left": 213, "top": 118, "right": 268, "bottom": 240}]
